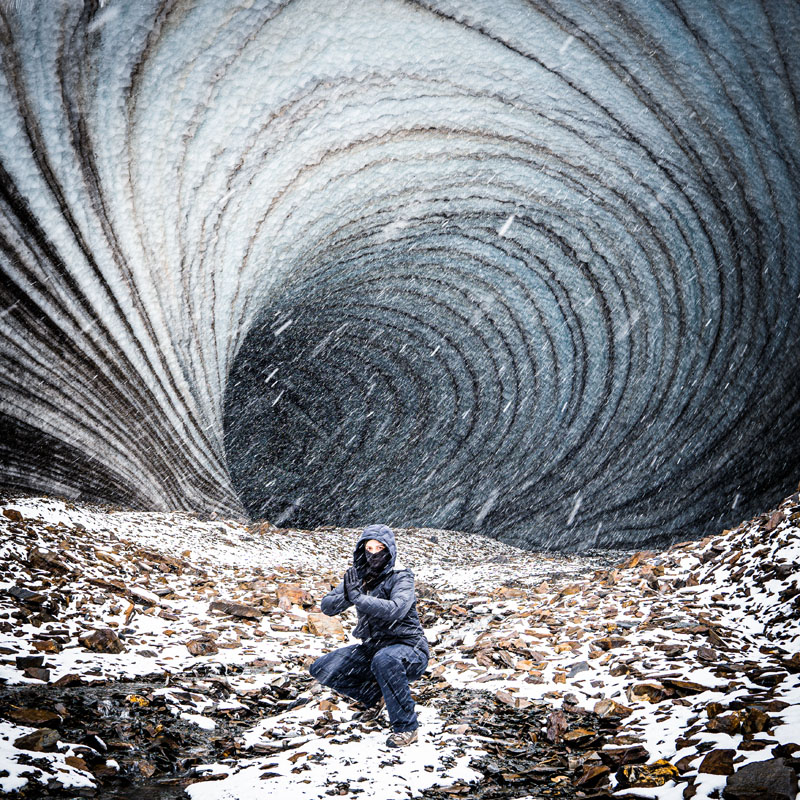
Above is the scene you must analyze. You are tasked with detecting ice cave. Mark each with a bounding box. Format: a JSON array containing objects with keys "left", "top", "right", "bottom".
[{"left": 1, "top": 0, "right": 799, "bottom": 548}]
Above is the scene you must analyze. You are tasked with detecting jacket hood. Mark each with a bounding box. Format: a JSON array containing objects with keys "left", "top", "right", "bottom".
[{"left": 354, "top": 524, "right": 397, "bottom": 579}]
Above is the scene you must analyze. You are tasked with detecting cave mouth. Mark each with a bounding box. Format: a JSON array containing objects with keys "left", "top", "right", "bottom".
[
  {"left": 221, "top": 239, "right": 541, "bottom": 533},
  {"left": 221, "top": 221, "right": 800, "bottom": 551}
]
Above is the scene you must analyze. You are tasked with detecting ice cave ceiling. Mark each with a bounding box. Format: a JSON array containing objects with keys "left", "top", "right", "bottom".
[{"left": 1, "top": 0, "right": 799, "bottom": 548}]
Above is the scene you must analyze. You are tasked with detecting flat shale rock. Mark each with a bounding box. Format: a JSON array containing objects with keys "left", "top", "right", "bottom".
[
  {"left": 79, "top": 628, "right": 125, "bottom": 653},
  {"left": 15, "top": 654, "right": 44, "bottom": 669},
  {"left": 593, "top": 699, "right": 633, "bottom": 718},
  {"left": 699, "top": 748, "right": 736, "bottom": 775},
  {"left": 14, "top": 727, "right": 61, "bottom": 752},
  {"left": 26, "top": 546, "right": 68, "bottom": 573},
  {"left": 23, "top": 666, "right": 51, "bottom": 681},
  {"left": 208, "top": 598, "right": 262, "bottom": 619},
  {"left": 599, "top": 744, "right": 649, "bottom": 767},
  {"left": 5, "top": 707, "right": 62, "bottom": 727},
  {"left": 8, "top": 586, "right": 47, "bottom": 605}
]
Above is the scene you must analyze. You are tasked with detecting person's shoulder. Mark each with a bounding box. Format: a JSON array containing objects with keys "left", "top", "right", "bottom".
[{"left": 391, "top": 563, "right": 414, "bottom": 578}]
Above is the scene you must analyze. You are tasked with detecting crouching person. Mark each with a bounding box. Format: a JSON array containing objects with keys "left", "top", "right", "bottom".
[{"left": 308, "top": 524, "right": 429, "bottom": 747}]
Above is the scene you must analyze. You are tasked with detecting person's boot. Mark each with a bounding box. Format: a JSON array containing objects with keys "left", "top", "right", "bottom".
[
  {"left": 359, "top": 696, "right": 385, "bottom": 722},
  {"left": 386, "top": 728, "right": 418, "bottom": 747}
]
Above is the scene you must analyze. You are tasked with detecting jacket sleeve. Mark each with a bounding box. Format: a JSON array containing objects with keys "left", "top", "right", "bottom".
[
  {"left": 354, "top": 570, "right": 415, "bottom": 621},
  {"left": 320, "top": 579, "right": 352, "bottom": 616}
]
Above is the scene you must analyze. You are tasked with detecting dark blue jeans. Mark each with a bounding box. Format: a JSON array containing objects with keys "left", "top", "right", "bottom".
[{"left": 309, "top": 641, "right": 429, "bottom": 733}]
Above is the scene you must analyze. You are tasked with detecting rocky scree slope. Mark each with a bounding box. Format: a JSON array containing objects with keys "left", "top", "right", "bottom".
[{"left": 0, "top": 490, "right": 797, "bottom": 799}]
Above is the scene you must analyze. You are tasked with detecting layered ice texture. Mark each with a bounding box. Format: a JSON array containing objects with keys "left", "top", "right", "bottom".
[{"left": 1, "top": 0, "right": 799, "bottom": 547}]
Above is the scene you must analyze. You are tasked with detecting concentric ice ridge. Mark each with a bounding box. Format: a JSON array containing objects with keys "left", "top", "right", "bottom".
[{"left": 1, "top": 0, "right": 799, "bottom": 549}]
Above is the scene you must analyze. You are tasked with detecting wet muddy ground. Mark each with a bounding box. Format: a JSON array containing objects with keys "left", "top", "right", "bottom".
[
  {"left": 1, "top": 660, "right": 629, "bottom": 799},
  {"left": 0, "top": 661, "right": 317, "bottom": 798}
]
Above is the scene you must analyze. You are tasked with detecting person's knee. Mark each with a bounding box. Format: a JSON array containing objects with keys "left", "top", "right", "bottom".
[
  {"left": 370, "top": 648, "right": 400, "bottom": 674},
  {"left": 309, "top": 653, "right": 335, "bottom": 684},
  {"left": 308, "top": 657, "right": 323, "bottom": 680}
]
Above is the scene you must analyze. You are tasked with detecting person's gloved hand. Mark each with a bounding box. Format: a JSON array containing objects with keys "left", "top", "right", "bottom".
[{"left": 343, "top": 566, "right": 362, "bottom": 602}]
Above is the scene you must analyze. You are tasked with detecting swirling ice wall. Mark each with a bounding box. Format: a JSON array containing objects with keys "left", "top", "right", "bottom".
[{"left": 1, "top": 0, "right": 799, "bottom": 548}]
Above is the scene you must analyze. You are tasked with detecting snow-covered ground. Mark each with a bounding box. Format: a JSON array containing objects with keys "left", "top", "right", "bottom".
[{"left": 0, "top": 491, "right": 798, "bottom": 798}]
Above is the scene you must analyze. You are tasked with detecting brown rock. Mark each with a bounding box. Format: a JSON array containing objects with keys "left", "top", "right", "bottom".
[
  {"left": 94, "top": 549, "right": 123, "bottom": 566},
  {"left": 209, "top": 599, "right": 262, "bottom": 619},
  {"left": 135, "top": 548, "right": 185, "bottom": 572},
  {"left": 746, "top": 668, "right": 786, "bottom": 687},
  {"left": 14, "top": 728, "right": 61, "bottom": 752},
  {"left": 3, "top": 508, "right": 23, "bottom": 522},
  {"left": 5, "top": 707, "right": 61, "bottom": 727},
  {"left": 655, "top": 643, "right": 685, "bottom": 657},
  {"left": 594, "top": 698, "right": 634, "bottom": 719},
  {"left": 475, "top": 650, "right": 495, "bottom": 668},
  {"left": 628, "top": 681, "right": 669, "bottom": 703},
  {"left": 53, "top": 673, "right": 85, "bottom": 687},
  {"left": 563, "top": 728, "right": 595, "bottom": 745},
  {"left": 765, "top": 511, "right": 785, "bottom": 532},
  {"left": 91, "top": 761, "right": 120, "bottom": 778},
  {"left": 575, "top": 764, "right": 611, "bottom": 788},
  {"left": 8, "top": 586, "right": 47, "bottom": 605},
  {"left": 494, "top": 586, "right": 527, "bottom": 599},
  {"left": 65, "top": 756, "right": 88, "bottom": 770},
  {"left": 595, "top": 636, "right": 628, "bottom": 650},
  {"left": 26, "top": 546, "right": 68, "bottom": 573},
  {"left": 87, "top": 577, "right": 128, "bottom": 595},
  {"left": 129, "top": 586, "right": 161, "bottom": 606},
  {"left": 23, "top": 667, "right": 51, "bottom": 681},
  {"left": 276, "top": 584, "right": 313, "bottom": 608},
  {"left": 737, "top": 740, "right": 772, "bottom": 752},
  {"left": 546, "top": 710, "right": 568, "bottom": 743},
  {"left": 708, "top": 712, "right": 743, "bottom": 734},
  {"left": 781, "top": 653, "right": 800, "bottom": 674},
  {"left": 33, "top": 639, "right": 61, "bottom": 654},
  {"left": 621, "top": 551, "right": 654, "bottom": 569},
  {"left": 16, "top": 654, "right": 44, "bottom": 669},
  {"left": 599, "top": 745, "right": 649, "bottom": 768},
  {"left": 699, "top": 749, "right": 735, "bottom": 775},
  {"left": 494, "top": 690, "right": 532, "bottom": 710},
  {"left": 79, "top": 628, "right": 125, "bottom": 654},
  {"left": 675, "top": 754, "right": 698, "bottom": 773},
  {"left": 740, "top": 709, "right": 770, "bottom": 734},
  {"left": 662, "top": 678, "right": 713, "bottom": 695},
  {"left": 187, "top": 638, "right": 219, "bottom": 656},
  {"left": 306, "top": 612, "right": 345, "bottom": 639}
]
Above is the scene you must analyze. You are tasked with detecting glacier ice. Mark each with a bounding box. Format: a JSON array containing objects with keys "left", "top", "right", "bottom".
[{"left": 0, "top": 0, "right": 799, "bottom": 548}]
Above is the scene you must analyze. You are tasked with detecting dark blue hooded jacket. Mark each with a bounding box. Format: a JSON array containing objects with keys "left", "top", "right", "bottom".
[{"left": 320, "top": 524, "right": 429, "bottom": 656}]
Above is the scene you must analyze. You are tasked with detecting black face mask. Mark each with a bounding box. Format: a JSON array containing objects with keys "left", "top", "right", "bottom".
[{"left": 365, "top": 549, "right": 390, "bottom": 573}]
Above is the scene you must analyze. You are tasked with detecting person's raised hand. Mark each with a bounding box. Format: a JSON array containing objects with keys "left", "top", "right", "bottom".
[{"left": 344, "top": 565, "right": 362, "bottom": 601}]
